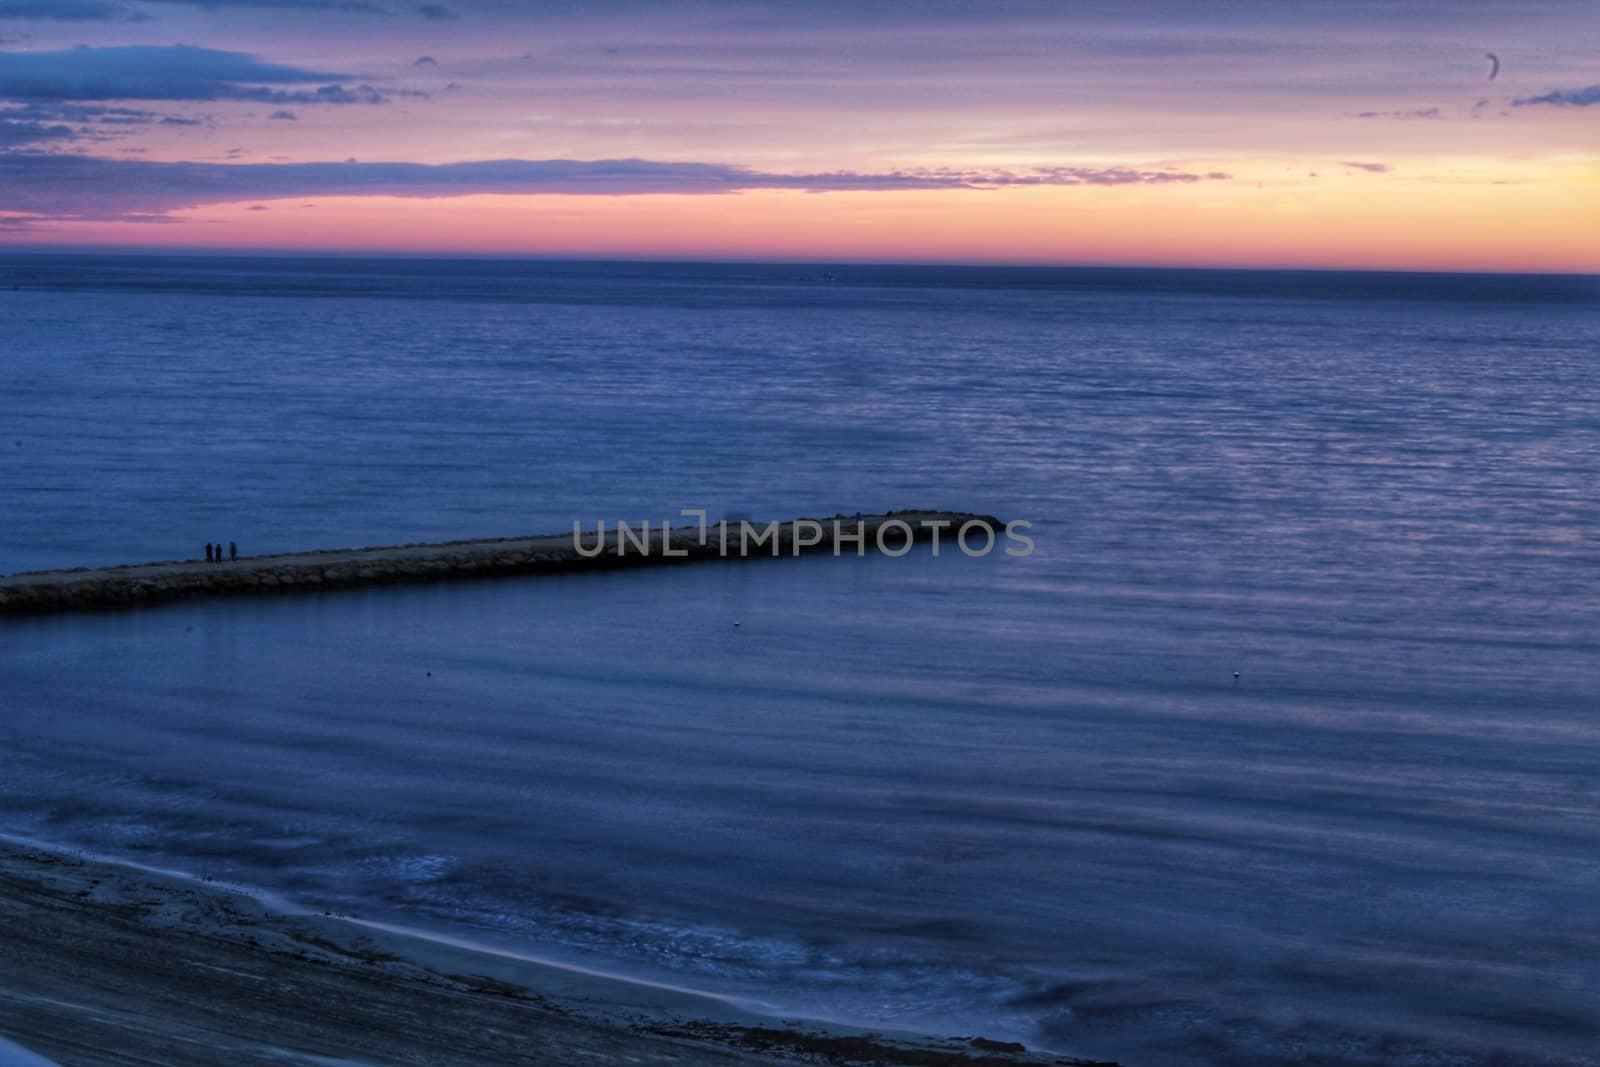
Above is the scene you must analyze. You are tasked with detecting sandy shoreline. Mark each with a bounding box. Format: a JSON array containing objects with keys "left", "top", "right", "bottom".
[{"left": 0, "top": 837, "right": 1114, "bottom": 1067}]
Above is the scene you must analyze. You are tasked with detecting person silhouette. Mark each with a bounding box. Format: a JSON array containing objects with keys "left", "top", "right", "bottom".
[
  {"left": 205, "top": 543, "right": 213, "bottom": 563},
  {"left": 214, "top": 538, "right": 222, "bottom": 563},
  {"left": 229, "top": 541, "right": 238, "bottom": 562}
]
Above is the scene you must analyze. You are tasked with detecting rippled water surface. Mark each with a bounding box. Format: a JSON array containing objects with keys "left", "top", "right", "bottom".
[{"left": 2, "top": 256, "right": 1597, "bottom": 1065}]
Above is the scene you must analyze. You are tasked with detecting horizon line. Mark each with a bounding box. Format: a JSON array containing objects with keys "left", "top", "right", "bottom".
[{"left": 2, "top": 245, "right": 1596, "bottom": 281}]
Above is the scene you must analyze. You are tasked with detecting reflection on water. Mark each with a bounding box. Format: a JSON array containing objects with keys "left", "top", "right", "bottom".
[{"left": 2, "top": 258, "right": 1598, "bottom": 1064}]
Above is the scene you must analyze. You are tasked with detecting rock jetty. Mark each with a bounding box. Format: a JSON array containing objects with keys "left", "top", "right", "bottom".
[{"left": 0, "top": 510, "right": 1005, "bottom": 617}]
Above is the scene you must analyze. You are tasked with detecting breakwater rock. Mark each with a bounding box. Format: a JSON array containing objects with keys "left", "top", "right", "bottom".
[{"left": 0, "top": 510, "right": 1009, "bottom": 617}]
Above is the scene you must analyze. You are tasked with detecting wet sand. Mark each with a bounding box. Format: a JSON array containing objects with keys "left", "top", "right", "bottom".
[{"left": 0, "top": 838, "right": 1112, "bottom": 1067}]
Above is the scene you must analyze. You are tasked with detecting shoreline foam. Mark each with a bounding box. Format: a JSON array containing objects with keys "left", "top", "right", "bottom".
[{"left": 0, "top": 835, "right": 1113, "bottom": 1066}]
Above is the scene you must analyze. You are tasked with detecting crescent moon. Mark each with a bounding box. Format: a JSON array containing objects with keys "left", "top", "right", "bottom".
[{"left": 1486, "top": 52, "right": 1500, "bottom": 81}]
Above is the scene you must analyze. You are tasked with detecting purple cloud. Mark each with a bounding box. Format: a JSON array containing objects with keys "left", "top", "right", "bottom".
[
  {"left": 1513, "top": 85, "right": 1600, "bottom": 107},
  {"left": 0, "top": 1, "right": 125, "bottom": 20},
  {"left": 145, "top": 0, "right": 387, "bottom": 11},
  {"left": 0, "top": 117, "right": 73, "bottom": 146},
  {"left": 0, "top": 102, "right": 225, "bottom": 145},
  {"left": 0, "top": 153, "right": 1231, "bottom": 221},
  {"left": 1355, "top": 107, "right": 1441, "bottom": 120},
  {"left": 1342, "top": 161, "right": 1391, "bottom": 173},
  {"left": 0, "top": 45, "right": 393, "bottom": 105}
]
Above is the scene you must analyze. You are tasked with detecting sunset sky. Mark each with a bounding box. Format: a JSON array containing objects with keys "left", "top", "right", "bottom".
[{"left": 0, "top": 0, "right": 1595, "bottom": 270}]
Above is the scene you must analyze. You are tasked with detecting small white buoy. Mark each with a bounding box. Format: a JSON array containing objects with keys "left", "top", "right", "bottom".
[{"left": 734, "top": 620, "right": 741, "bottom": 628}]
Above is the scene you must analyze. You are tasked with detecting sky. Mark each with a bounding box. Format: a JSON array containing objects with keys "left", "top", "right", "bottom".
[{"left": 0, "top": 0, "right": 1595, "bottom": 270}]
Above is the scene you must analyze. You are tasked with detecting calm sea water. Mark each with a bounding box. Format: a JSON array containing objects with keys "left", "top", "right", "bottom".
[{"left": 1, "top": 255, "right": 1597, "bottom": 1065}]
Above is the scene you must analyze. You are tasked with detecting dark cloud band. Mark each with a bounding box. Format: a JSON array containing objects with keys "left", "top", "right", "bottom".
[
  {"left": 0, "top": 153, "right": 1230, "bottom": 221},
  {"left": 0, "top": 45, "right": 366, "bottom": 102},
  {"left": 1513, "top": 84, "right": 1600, "bottom": 107},
  {"left": 0, "top": 0, "right": 390, "bottom": 18}
]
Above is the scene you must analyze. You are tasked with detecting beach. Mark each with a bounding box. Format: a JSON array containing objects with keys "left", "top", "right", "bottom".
[{"left": 0, "top": 837, "right": 1103, "bottom": 1067}]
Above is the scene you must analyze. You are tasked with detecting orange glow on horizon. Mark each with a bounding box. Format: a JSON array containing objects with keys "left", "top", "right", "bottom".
[{"left": 6, "top": 165, "right": 1597, "bottom": 274}]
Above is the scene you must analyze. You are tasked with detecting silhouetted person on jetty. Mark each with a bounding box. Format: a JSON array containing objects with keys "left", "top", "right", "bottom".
[
  {"left": 205, "top": 544, "right": 213, "bottom": 563},
  {"left": 229, "top": 541, "right": 237, "bottom": 561}
]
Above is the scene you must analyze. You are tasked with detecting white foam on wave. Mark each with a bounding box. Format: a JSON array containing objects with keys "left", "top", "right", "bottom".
[{"left": 0, "top": 829, "right": 304, "bottom": 915}]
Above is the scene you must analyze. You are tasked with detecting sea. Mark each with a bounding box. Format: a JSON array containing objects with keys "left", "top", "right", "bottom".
[{"left": 1, "top": 254, "right": 1596, "bottom": 1066}]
